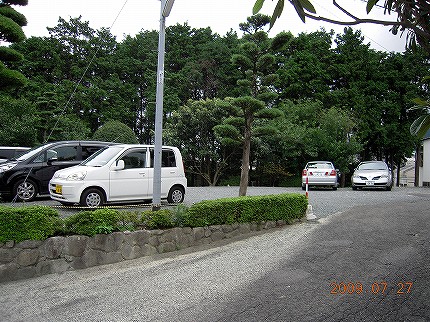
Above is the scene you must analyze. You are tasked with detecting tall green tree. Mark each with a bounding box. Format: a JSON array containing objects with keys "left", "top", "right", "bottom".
[
  {"left": 165, "top": 98, "right": 236, "bottom": 186},
  {"left": 275, "top": 29, "right": 335, "bottom": 101},
  {"left": 0, "top": 0, "right": 27, "bottom": 88},
  {"left": 11, "top": 17, "right": 138, "bottom": 136},
  {"left": 0, "top": 95, "right": 36, "bottom": 145},
  {"left": 269, "top": 100, "right": 361, "bottom": 185},
  {"left": 113, "top": 31, "right": 158, "bottom": 143},
  {"left": 34, "top": 92, "right": 62, "bottom": 142},
  {"left": 92, "top": 120, "right": 138, "bottom": 144},
  {"left": 215, "top": 15, "right": 287, "bottom": 196}
]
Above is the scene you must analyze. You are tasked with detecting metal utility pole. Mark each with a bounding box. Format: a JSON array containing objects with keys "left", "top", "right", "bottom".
[{"left": 153, "top": 0, "right": 175, "bottom": 211}]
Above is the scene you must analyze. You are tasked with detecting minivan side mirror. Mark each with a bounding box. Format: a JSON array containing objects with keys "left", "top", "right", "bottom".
[
  {"left": 46, "top": 149, "right": 58, "bottom": 164},
  {"left": 111, "top": 159, "right": 125, "bottom": 171}
]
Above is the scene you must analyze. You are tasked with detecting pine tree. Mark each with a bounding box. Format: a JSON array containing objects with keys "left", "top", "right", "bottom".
[{"left": 0, "top": 0, "right": 28, "bottom": 88}]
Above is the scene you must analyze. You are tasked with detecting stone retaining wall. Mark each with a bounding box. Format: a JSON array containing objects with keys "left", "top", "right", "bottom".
[{"left": 0, "top": 220, "right": 286, "bottom": 283}]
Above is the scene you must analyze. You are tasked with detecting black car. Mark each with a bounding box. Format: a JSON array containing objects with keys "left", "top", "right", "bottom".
[{"left": 0, "top": 141, "right": 114, "bottom": 202}]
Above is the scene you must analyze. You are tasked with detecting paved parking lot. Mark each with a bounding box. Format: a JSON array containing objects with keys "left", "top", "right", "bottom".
[
  {"left": 1, "top": 186, "right": 429, "bottom": 321},
  {"left": 186, "top": 186, "right": 430, "bottom": 218},
  {"left": 2, "top": 186, "right": 429, "bottom": 219}
]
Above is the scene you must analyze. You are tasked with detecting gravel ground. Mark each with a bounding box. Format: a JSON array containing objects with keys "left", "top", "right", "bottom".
[
  {"left": 2, "top": 186, "right": 429, "bottom": 219},
  {"left": 184, "top": 186, "right": 430, "bottom": 218}
]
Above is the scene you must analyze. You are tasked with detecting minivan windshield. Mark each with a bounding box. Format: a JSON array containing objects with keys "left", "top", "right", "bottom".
[
  {"left": 81, "top": 146, "right": 123, "bottom": 167},
  {"left": 15, "top": 145, "right": 49, "bottom": 162}
]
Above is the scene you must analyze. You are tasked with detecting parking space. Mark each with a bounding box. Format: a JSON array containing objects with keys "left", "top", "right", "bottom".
[{"left": 2, "top": 186, "right": 429, "bottom": 219}]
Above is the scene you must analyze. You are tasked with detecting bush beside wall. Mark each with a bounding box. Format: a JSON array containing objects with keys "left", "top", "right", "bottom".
[
  {"left": 0, "top": 206, "right": 61, "bottom": 243},
  {"left": 0, "top": 193, "right": 307, "bottom": 282},
  {"left": 0, "top": 193, "right": 307, "bottom": 242},
  {"left": 185, "top": 194, "right": 307, "bottom": 227}
]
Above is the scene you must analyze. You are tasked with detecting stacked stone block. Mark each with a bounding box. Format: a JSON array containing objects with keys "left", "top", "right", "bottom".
[{"left": 0, "top": 220, "right": 287, "bottom": 283}]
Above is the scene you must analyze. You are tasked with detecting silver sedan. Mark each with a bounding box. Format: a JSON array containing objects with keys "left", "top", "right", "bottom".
[{"left": 351, "top": 161, "right": 393, "bottom": 191}]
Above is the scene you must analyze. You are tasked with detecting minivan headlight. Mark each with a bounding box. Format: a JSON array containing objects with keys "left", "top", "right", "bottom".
[
  {"left": 0, "top": 163, "right": 16, "bottom": 173},
  {"left": 67, "top": 171, "right": 87, "bottom": 181}
]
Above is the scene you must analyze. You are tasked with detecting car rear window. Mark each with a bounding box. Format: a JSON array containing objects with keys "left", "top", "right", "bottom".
[{"left": 307, "top": 162, "right": 333, "bottom": 169}]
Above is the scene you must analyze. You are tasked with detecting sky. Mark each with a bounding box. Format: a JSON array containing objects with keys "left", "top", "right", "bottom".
[{"left": 18, "top": 0, "right": 407, "bottom": 53}]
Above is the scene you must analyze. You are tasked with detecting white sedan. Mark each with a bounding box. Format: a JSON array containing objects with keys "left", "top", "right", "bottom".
[{"left": 302, "top": 161, "right": 338, "bottom": 190}]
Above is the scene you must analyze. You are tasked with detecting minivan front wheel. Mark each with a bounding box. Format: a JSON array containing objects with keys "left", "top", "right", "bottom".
[
  {"left": 80, "top": 188, "right": 105, "bottom": 207},
  {"left": 13, "top": 179, "right": 37, "bottom": 202},
  {"left": 167, "top": 186, "right": 185, "bottom": 204}
]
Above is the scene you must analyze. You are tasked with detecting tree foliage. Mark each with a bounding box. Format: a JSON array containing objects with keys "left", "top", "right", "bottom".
[
  {"left": 409, "top": 76, "right": 430, "bottom": 138},
  {"left": 92, "top": 120, "right": 138, "bottom": 144},
  {"left": 0, "top": 0, "right": 27, "bottom": 89},
  {"left": 216, "top": 14, "right": 287, "bottom": 196},
  {"left": 253, "top": 0, "right": 430, "bottom": 53},
  {"left": 165, "top": 98, "right": 236, "bottom": 186},
  {"left": 0, "top": 15, "right": 428, "bottom": 187}
]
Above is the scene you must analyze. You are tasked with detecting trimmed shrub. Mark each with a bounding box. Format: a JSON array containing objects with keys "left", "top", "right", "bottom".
[
  {"left": 0, "top": 194, "right": 306, "bottom": 242},
  {"left": 185, "top": 193, "right": 307, "bottom": 227},
  {"left": 170, "top": 204, "right": 189, "bottom": 227},
  {"left": 117, "top": 210, "right": 140, "bottom": 231},
  {"left": 92, "top": 120, "right": 138, "bottom": 144},
  {"left": 64, "top": 208, "right": 121, "bottom": 236},
  {"left": 0, "top": 206, "right": 61, "bottom": 243},
  {"left": 141, "top": 209, "right": 176, "bottom": 229}
]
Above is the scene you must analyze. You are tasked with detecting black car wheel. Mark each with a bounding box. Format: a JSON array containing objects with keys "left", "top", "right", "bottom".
[
  {"left": 167, "top": 186, "right": 185, "bottom": 204},
  {"left": 80, "top": 188, "right": 105, "bottom": 207},
  {"left": 13, "top": 179, "right": 38, "bottom": 202}
]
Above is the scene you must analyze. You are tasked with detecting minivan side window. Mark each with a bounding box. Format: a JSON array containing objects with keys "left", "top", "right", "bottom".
[
  {"left": 82, "top": 145, "right": 105, "bottom": 160},
  {"left": 33, "top": 145, "right": 79, "bottom": 163},
  {"left": 150, "top": 148, "right": 176, "bottom": 168},
  {"left": 52, "top": 146, "right": 79, "bottom": 161},
  {"left": 121, "top": 150, "right": 147, "bottom": 169}
]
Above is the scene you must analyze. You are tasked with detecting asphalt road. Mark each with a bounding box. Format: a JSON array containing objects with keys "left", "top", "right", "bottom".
[{"left": 1, "top": 187, "right": 429, "bottom": 322}]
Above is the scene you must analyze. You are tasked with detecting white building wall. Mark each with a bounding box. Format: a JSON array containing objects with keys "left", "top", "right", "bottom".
[{"left": 422, "top": 139, "right": 430, "bottom": 186}]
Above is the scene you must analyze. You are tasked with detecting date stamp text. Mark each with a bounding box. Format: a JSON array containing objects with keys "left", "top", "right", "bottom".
[{"left": 330, "top": 281, "right": 413, "bottom": 295}]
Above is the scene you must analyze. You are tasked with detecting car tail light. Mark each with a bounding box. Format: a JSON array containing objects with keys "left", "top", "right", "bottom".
[
  {"left": 329, "top": 170, "right": 336, "bottom": 176},
  {"left": 302, "top": 169, "right": 307, "bottom": 176}
]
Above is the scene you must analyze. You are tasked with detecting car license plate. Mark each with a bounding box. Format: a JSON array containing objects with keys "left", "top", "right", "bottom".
[
  {"left": 55, "top": 185, "right": 62, "bottom": 194},
  {"left": 365, "top": 181, "right": 374, "bottom": 186}
]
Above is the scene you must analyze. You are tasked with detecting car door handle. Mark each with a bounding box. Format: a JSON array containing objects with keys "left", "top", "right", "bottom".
[
  {"left": 170, "top": 171, "right": 176, "bottom": 174},
  {"left": 139, "top": 172, "right": 146, "bottom": 176}
]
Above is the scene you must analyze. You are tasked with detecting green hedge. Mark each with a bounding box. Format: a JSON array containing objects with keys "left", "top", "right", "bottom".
[
  {"left": 141, "top": 209, "right": 175, "bottom": 229},
  {"left": 184, "top": 193, "right": 307, "bottom": 227},
  {"left": 63, "top": 209, "right": 122, "bottom": 236},
  {"left": 0, "top": 206, "right": 61, "bottom": 243},
  {"left": 0, "top": 193, "right": 307, "bottom": 242}
]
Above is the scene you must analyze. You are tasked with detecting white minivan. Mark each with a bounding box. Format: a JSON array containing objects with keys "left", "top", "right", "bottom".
[{"left": 49, "top": 144, "right": 187, "bottom": 207}]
